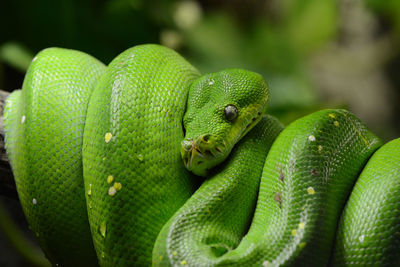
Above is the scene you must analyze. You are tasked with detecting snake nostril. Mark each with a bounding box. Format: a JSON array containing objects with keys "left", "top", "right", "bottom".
[{"left": 201, "top": 134, "right": 211, "bottom": 144}]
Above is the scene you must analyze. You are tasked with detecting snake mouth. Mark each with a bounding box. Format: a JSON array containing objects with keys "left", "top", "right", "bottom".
[
  {"left": 181, "top": 134, "right": 226, "bottom": 176},
  {"left": 243, "top": 111, "right": 263, "bottom": 136}
]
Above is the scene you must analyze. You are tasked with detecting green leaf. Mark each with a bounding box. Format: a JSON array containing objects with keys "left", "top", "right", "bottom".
[
  {"left": 284, "top": 0, "right": 338, "bottom": 55},
  {"left": 0, "top": 42, "right": 33, "bottom": 72}
]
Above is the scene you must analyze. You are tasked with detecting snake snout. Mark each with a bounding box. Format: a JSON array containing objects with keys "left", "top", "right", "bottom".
[
  {"left": 181, "top": 138, "right": 196, "bottom": 170},
  {"left": 181, "top": 134, "right": 222, "bottom": 176},
  {"left": 182, "top": 140, "right": 193, "bottom": 151}
]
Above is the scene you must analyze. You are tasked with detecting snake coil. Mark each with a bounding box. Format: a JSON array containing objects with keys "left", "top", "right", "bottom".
[{"left": 4, "top": 44, "right": 400, "bottom": 267}]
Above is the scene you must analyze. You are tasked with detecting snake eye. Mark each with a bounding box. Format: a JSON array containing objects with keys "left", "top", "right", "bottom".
[{"left": 224, "top": 104, "right": 238, "bottom": 122}]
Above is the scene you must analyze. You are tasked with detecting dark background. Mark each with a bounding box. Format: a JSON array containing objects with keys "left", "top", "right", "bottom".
[{"left": 1, "top": 0, "right": 400, "bottom": 266}]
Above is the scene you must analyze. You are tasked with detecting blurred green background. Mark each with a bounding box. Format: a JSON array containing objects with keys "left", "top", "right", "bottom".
[{"left": 1, "top": 0, "right": 400, "bottom": 266}]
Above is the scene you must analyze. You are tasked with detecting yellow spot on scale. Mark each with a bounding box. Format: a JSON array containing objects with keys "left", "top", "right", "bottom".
[
  {"left": 101, "top": 252, "right": 105, "bottom": 258},
  {"left": 137, "top": 154, "right": 144, "bottom": 162},
  {"left": 291, "top": 229, "right": 297, "bottom": 236},
  {"left": 107, "top": 175, "right": 114, "bottom": 184},
  {"left": 105, "top": 132, "right": 112, "bottom": 143},
  {"left": 299, "top": 222, "right": 305, "bottom": 229},
  {"left": 334, "top": 121, "right": 339, "bottom": 127},
  {"left": 103, "top": 157, "right": 106, "bottom": 161},
  {"left": 172, "top": 251, "right": 178, "bottom": 256},
  {"left": 180, "top": 260, "right": 187, "bottom": 265},
  {"left": 318, "top": 145, "right": 323, "bottom": 152},
  {"left": 262, "top": 261, "right": 270, "bottom": 267},
  {"left": 349, "top": 119, "right": 370, "bottom": 146},
  {"left": 307, "top": 187, "right": 315, "bottom": 195},
  {"left": 99, "top": 221, "right": 106, "bottom": 238},
  {"left": 308, "top": 135, "right": 316, "bottom": 141},
  {"left": 329, "top": 113, "right": 335, "bottom": 119},
  {"left": 108, "top": 186, "right": 117, "bottom": 196},
  {"left": 299, "top": 242, "right": 307, "bottom": 249},
  {"left": 87, "top": 184, "right": 92, "bottom": 196},
  {"left": 114, "top": 182, "right": 122, "bottom": 191},
  {"left": 356, "top": 129, "right": 369, "bottom": 146}
]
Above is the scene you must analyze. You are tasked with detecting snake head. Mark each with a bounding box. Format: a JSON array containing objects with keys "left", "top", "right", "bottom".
[{"left": 181, "top": 68, "right": 269, "bottom": 176}]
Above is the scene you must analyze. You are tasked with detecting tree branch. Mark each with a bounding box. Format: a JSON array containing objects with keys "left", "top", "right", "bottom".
[{"left": 0, "top": 89, "right": 18, "bottom": 199}]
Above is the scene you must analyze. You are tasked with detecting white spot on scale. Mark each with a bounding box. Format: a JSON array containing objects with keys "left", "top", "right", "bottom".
[
  {"left": 32, "top": 198, "right": 37, "bottom": 205},
  {"left": 108, "top": 186, "right": 117, "bottom": 196},
  {"left": 308, "top": 135, "right": 316, "bottom": 141},
  {"left": 21, "top": 115, "right": 26, "bottom": 124},
  {"left": 209, "top": 79, "right": 214, "bottom": 86},
  {"left": 262, "top": 261, "right": 270, "bottom": 267},
  {"left": 359, "top": 235, "right": 365, "bottom": 243}
]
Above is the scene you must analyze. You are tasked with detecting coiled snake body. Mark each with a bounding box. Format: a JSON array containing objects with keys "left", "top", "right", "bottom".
[{"left": 4, "top": 44, "right": 400, "bottom": 266}]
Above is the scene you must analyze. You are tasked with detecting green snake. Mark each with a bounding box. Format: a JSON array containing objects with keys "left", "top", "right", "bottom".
[{"left": 3, "top": 44, "right": 400, "bottom": 267}]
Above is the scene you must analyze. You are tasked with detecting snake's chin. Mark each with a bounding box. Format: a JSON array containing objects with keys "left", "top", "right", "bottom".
[{"left": 181, "top": 135, "right": 227, "bottom": 177}]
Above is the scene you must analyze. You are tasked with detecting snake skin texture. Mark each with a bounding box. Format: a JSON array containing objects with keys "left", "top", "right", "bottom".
[{"left": 4, "top": 44, "right": 400, "bottom": 267}]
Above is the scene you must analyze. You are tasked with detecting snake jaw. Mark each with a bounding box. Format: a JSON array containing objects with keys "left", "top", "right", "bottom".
[{"left": 181, "top": 135, "right": 226, "bottom": 176}]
